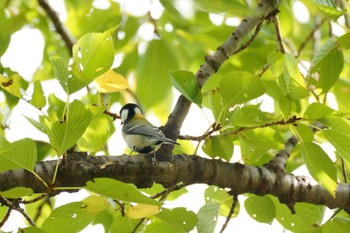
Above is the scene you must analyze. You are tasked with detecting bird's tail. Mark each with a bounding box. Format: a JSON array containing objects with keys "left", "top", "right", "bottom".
[{"left": 159, "top": 137, "right": 180, "bottom": 145}]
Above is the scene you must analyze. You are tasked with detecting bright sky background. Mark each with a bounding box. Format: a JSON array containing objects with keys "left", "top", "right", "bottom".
[{"left": 1, "top": 0, "right": 340, "bottom": 232}]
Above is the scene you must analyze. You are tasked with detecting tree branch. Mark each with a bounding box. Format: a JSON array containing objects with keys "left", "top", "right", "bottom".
[
  {"left": 0, "top": 152, "right": 349, "bottom": 211},
  {"left": 160, "top": 0, "right": 280, "bottom": 160},
  {"left": 38, "top": 0, "right": 76, "bottom": 54}
]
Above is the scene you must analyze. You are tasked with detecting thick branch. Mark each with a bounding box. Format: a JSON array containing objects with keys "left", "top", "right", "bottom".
[{"left": 0, "top": 153, "right": 349, "bottom": 211}]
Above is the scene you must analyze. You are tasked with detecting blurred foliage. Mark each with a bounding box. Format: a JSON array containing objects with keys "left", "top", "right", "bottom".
[{"left": 1, "top": 0, "right": 350, "bottom": 232}]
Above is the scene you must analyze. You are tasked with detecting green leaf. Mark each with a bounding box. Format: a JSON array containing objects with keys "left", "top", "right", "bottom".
[
  {"left": 293, "top": 124, "right": 314, "bottom": 142},
  {"left": 169, "top": 70, "right": 202, "bottom": 106},
  {"left": 42, "top": 202, "right": 97, "bottom": 233},
  {"left": 30, "top": 80, "right": 46, "bottom": 109},
  {"left": 317, "top": 48, "right": 343, "bottom": 93},
  {"left": 48, "top": 100, "right": 92, "bottom": 155},
  {"left": 338, "top": 32, "right": 350, "bottom": 49},
  {"left": 244, "top": 195, "right": 275, "bottom": 223},
  {"left": 136, "top": 39, "right": 178, "bottom": 108},
  {"left": 85, "top": 178, "right": 161, "bottom": 206},
  {"left": 313, "top": 0, "right": 346, "bottom": 20},
  {"left": 197, "top": 202, "right": 220, "bottom": 233},
  {"left": 77, "top": 114, "right": 111, "bottom": 152},
  {"left": 309, "top": 38, "right": 338, "bottom": 73},
  {"left": 220, "top": 71, "right": 265, "bottom": 107},
  {"left": 51, "top": 28, "right": 115, "bottom": 94},
  {"left": 301, "top": 142, "right": 337, "bottom": 197},
  {"left": 202, "top": 135, "right": 233, "bottom": 161},
  {"left": 273, "top": 197, "right": 325, "bottom": 232},
  {"left": 18, "top": 227, "right": 47, "bottom": 233},
  {"left": 322, "top": 217, "right": 350, "bottom": 233},
  {"left": 151, "top": 207, "right": 198, "bottom": 232},
  {"left": 323, "top": 129, "right": 350, "bottom": 167},
  {"left": 304, "top": 103, "right": 334, "bottom": 120},
  {"left": 72, "top": 27, "right": 115, "bottom": 78},
  {"left": 1, "top": 187, "right": 33, "bottom": 199},
  {"left": 278, "top": 96, "right": 291, "bottom": 118},
  {"left": 0, "top": 73, "right": 23, "bottom": 98},
  {"left": 24, "top": 116, "right": 47, "bottom": 134},
  {"left": 284, "top": 53, "right": 305, "bottom": 88},
  {"left": 230, "top": 105, "right": 267, "bottom": 127},
  {"left": 204, "top": 186, "right": 237, "bottom": 217},
  {"left": 0, "top": 138, "right": 37, "bottom": 172}
]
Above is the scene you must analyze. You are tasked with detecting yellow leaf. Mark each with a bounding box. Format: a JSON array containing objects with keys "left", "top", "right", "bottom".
[
  {"left": 127, "top": 204, "right": 160, "bottom": 219},
  {"left": 94, "top": 69, "right": 128, "bottom": 93},
  {"left": 82, "top": 195, "right": 111, "bottom": 213},
  {"left": 0, "top": 74, "right": 22, "bottom": 98}
]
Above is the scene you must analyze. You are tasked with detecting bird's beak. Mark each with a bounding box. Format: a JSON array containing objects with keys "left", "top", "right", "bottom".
[{"left": 121, "top": 121, "right": 124, "bottom": 125}]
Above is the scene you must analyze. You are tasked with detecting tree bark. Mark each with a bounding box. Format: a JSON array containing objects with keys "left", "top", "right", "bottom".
[{"left": 1, "top": 152, "right": 349, "bottom": 211}]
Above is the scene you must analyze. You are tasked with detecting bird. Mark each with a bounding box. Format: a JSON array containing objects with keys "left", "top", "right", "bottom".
[{"left": 119, "top": 103, "right": 179, "bottom": 162}]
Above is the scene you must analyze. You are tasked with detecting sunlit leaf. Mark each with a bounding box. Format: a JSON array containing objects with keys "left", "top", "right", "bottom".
[
  {"left": 85, "top": 178, "right": 161, "bottom": 206},
  {"left": 169, "top": 70, "right": 202, "bottom": 106},
  {"left": 309, "top": 38, "right": 338, "bottom": 73},
  {"left": 304, "top": 103, "right": 334, "bottom": 120},
  {"left": 127, "top": 204, "right": 160, "bottom": 219},
  {"left": 301, "top": 142, "right": 337, "bottom": 197},
  {"left": 48, "top": 100, "right": 92, "bottom": 155},
  {"left": 0, "top": 187, "right": 33, "bottom": 199},
  {"left": 42, "top": 202, "right": 97, "bottom": 233},
  {"left": 0, "top": 138, "right": 37, "bottom": 172},
  {"left": 94, "top": 69, "right": 128, "bottom": 93},
  {"left": 30, "top": 80, "right": 46, "bottom": 109},
  {"left": 313, "top": 0, "right": 346, "bottom": 20},
  {"left": 0, "top": 74, "right": 23, "bottom": 98},
  {"left": 220, "top": 71, "right": 265, "bottom": 107},
  {"left": 202, "top": 135, "right": 234, "bottom": 161}
]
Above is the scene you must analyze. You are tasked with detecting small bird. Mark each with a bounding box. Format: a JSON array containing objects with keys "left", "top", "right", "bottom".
[{"left": 120, "top": 103, "right": 179, "bottom": 162}]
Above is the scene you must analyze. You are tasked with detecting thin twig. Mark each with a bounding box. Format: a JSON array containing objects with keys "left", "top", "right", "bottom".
[
  {"left": 219, "top": 194, "right": 238, "bottom": 233},
  {"left": 233, "top": 19, "right": 264, "bottom": 55},
  {"left": 271, "top": 15, "right": 285, "bottom": 54},
  {"left": 38, "top": 0, "right": 76, "bottom": 54},
  {"left": 114, "top": 200, "right": 125, "bottom": 217},
  {"left": 180, "top": 116, "right": 301, "bottom": 141},
  {"left": 0, "top": 207, "right": 12, "bottom": 228},
  {"left": 297, "top": 18, "right": 326, "bottom": 57},
  {"left": 20, "top": 194, "right": 47, "bottom": 204},
  {"left": 0, "top": 196, "right": 36, "bottom": 227}
]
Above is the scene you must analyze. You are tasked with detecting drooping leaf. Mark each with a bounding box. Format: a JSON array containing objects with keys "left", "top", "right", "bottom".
[
  {"left": 42, "top": 202, "right": 97, "bottom": 233},
  {"left": 85, "top": 178, "right": 161, "bottom": 206},
  {"left": 301, "top": 142, "right": 337, "bottom": 197},
  {"left": 273, "top": 197, "right": 325, "bottom": 232},
  {"left": 48, "top": 100, "right": 92, "bottom": 155},
  {"left": 30, "top": 80, "right": 46, "bottom": 109},
  {"left": 148, "top": 207, "right": 198, "bottom": 233},
  {"left": 169, "top": 70, "right": 202, "bottom": 106},
  {"left": 309, "top": 38, "right": 338, "bottom": 73},
  {"left": 0, "top": 138, "right": 37, "bottom": 172},
  {"left": 244, "top": 195, "right": 275, "bottom": 223},
  {"left": 0, "top": 187, "right": 33, "bottom": 199},
  {"left": 196, "top": 202, "right": 220, "bottom": 233},
  {"left": 323, "top": 129, "right": 350, "bottom": 167}
]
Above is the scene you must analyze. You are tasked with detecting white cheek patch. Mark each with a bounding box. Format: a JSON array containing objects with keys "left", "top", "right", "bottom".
[
  {"left": 134, "top": 107, "right": 142, "bottom": 115},
  {"left": 121, "top": 109, "right": 129, "bottom": 122}
]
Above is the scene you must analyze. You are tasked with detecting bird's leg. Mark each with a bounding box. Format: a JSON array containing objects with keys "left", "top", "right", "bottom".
[
  {"left": 123, "top": 147, "right": 135, "bottom": 163},
  {"left": 152, "top": 152, "right": 158, "bottom": 165}
]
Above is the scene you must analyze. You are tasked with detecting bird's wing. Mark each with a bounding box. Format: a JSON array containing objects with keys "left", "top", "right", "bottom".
[
  {"left": 125, "top": 124, "right": 165, "bottom": 138},
  {"left": 124, "top": 124, "right": 178, "bottom": 145}
]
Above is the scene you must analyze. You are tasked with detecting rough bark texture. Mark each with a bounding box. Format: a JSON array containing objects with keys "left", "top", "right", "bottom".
[{"left": 1, "top": 153, "right": 349, "bottom": 211}]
